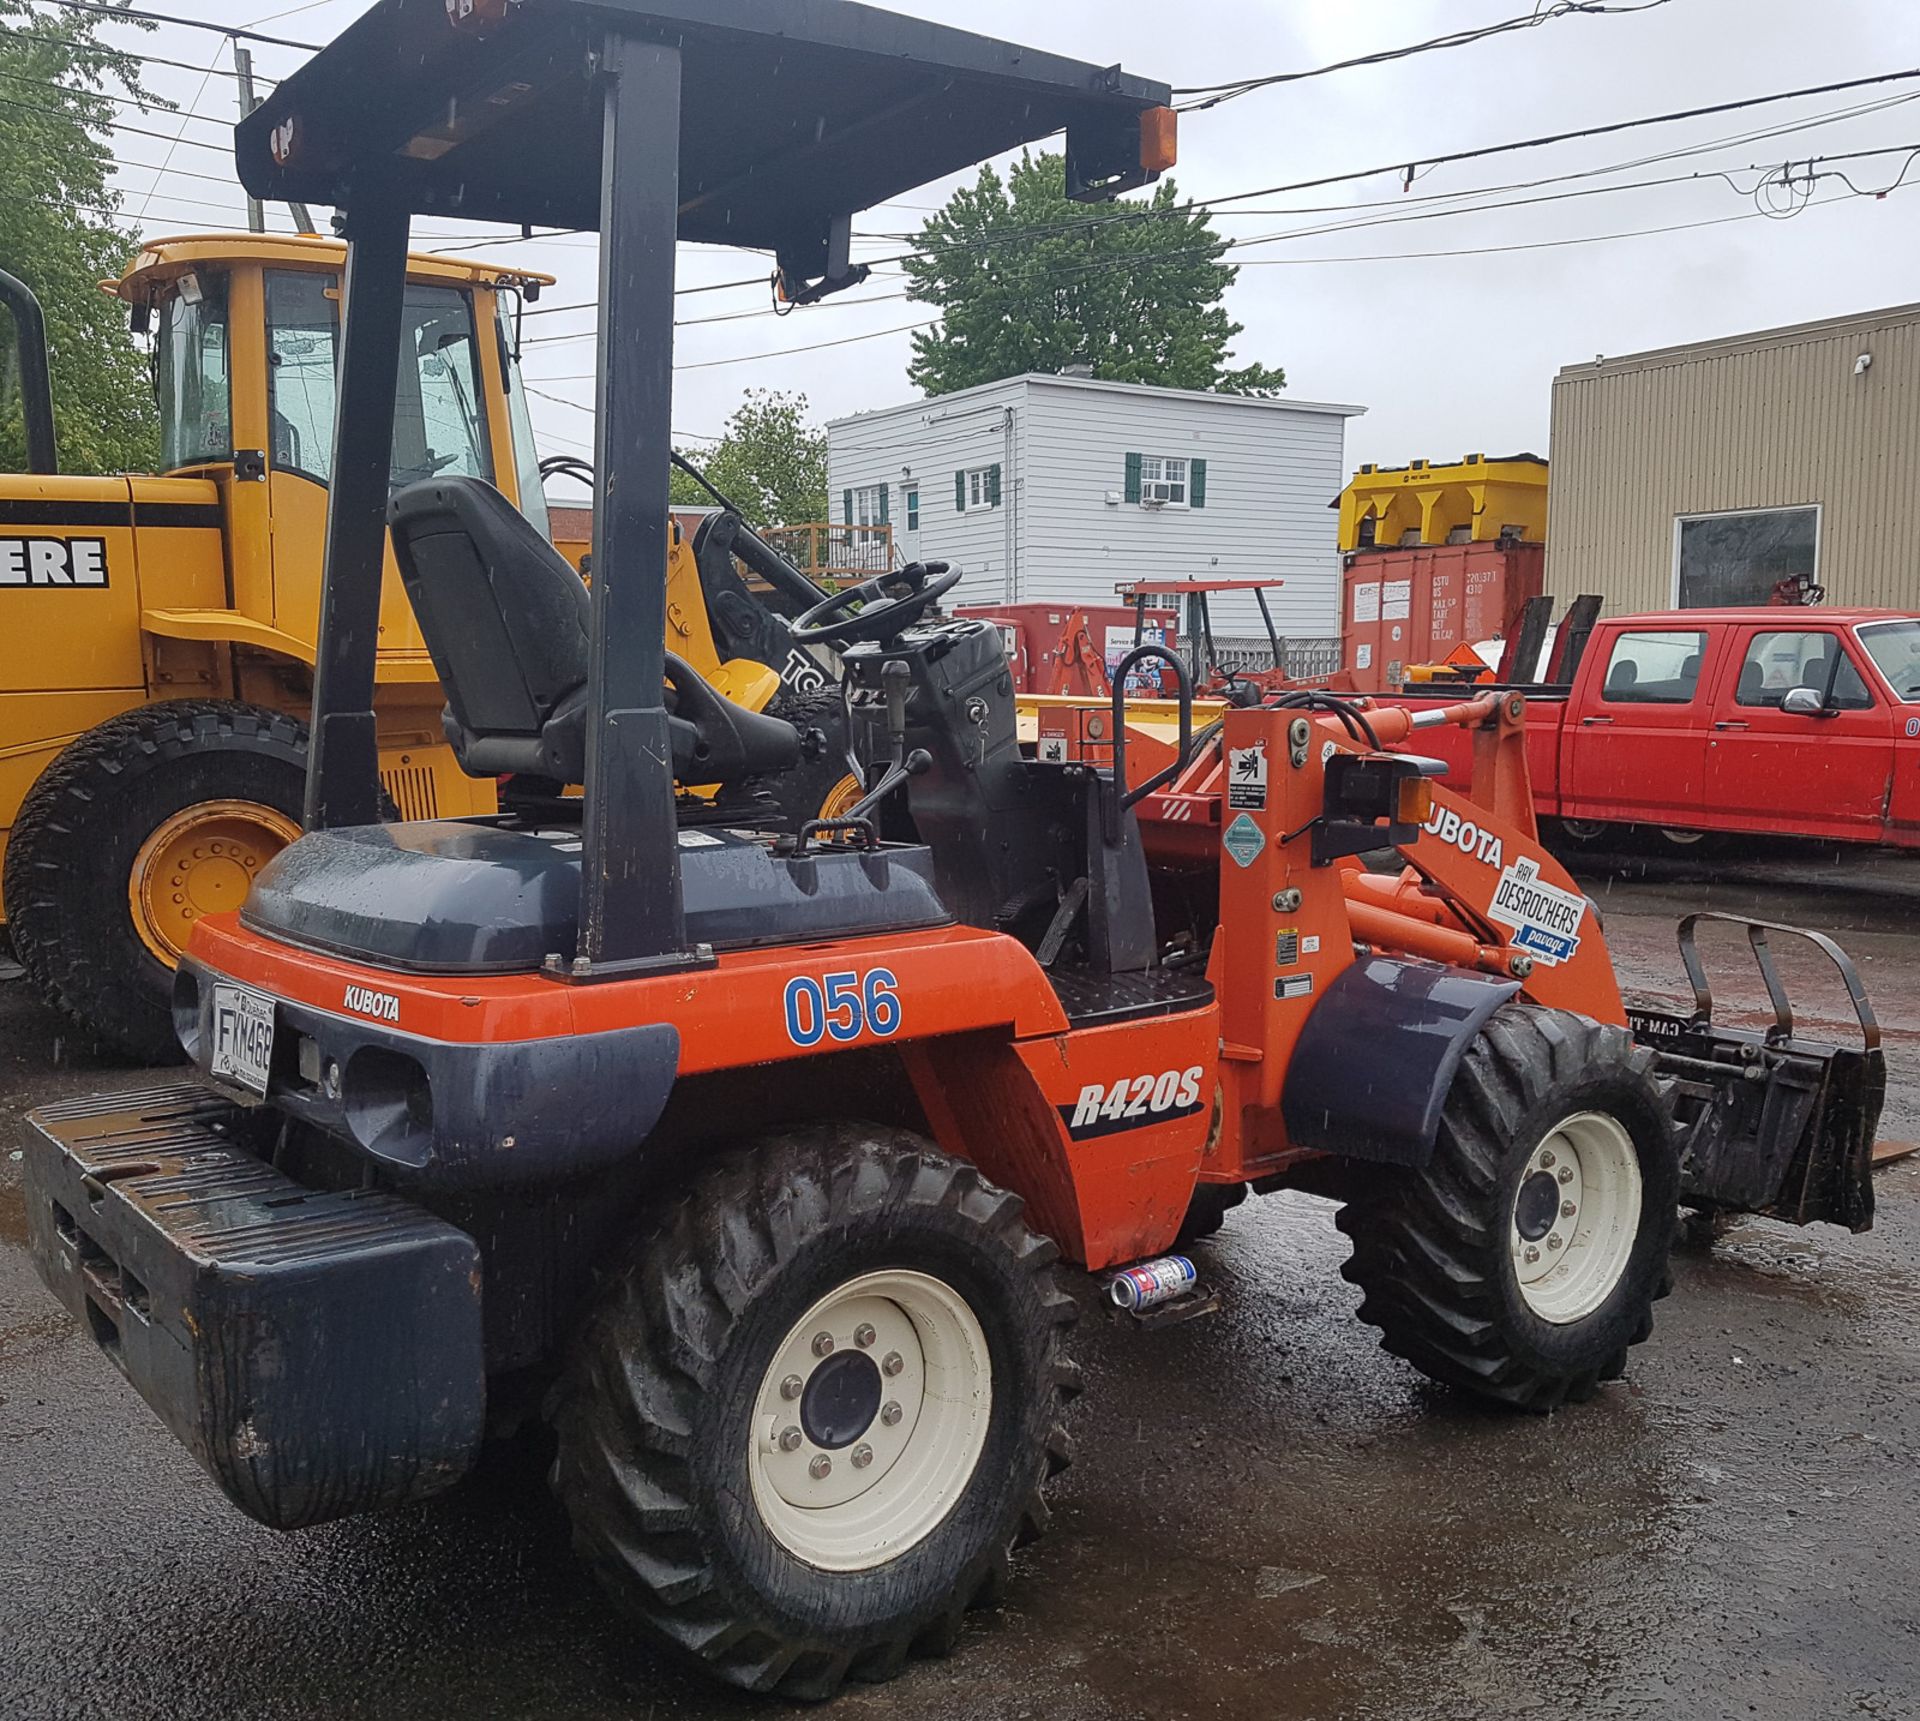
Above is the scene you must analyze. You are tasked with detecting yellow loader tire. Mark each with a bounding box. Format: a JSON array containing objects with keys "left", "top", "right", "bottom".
[
  {"left": 764, "top": 689, "right": 864, "bottom": 829},
  {"left": 5, "top": 701, "right": 310, "bottom": 1064}
]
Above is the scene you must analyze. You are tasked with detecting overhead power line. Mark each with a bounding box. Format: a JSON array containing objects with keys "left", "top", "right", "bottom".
[
  {"left": 509, "top": 176, "right": 1911, "bottom": 385},
  {"left": 28, "top": 0, "right": 321, "bottom": 52},
  {"left": 1175, "top": 0, "right": 1673, "bottom": 111},
  {"left": 0, "top": 89, "right": 236, "bottom": 154}
]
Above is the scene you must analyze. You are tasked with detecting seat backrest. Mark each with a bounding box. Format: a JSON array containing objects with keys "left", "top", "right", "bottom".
[{"left": 390, "top": 477, "right": 591, "bottom": 778}]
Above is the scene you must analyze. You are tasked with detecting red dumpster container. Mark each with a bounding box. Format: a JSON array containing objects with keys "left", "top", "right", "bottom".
[{"left": 1342, "top": 542, "right": 1543, "bottom": 688}]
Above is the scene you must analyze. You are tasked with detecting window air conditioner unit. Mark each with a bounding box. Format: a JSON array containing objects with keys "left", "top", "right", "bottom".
[{"left": 1142, "top": 482, "right": 1174, "bottom": 507}]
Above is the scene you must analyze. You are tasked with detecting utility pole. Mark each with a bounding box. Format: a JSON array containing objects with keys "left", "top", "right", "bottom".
[
  {"left": 233, "top": 42, "right": 318, "bottom": 235},
  {"left": 233, "top": 44, "right": 265, "bottom": 233}
]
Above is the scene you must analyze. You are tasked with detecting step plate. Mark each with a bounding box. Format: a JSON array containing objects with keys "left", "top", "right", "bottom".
[{"left": 24, "top": 1080, "right": 485, "bottom": 1528}]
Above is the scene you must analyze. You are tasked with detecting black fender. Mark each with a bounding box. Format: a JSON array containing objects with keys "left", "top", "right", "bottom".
[{"left": 1283, "top": 956, "right": 1520, "bottom": 1166}]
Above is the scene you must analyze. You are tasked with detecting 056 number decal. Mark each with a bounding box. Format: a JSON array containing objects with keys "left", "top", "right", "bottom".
[{"left": 784, "top": 968, "right": 902, "bottom": 1046}]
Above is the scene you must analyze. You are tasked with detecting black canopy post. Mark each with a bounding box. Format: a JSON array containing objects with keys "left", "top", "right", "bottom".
[
  {"left": 576, "top": 29, "right": 702, "bottom": 975},
  {"left": 1255, "top": 586, "right": 1282, "bottom": 672},
  {"left": 304, "top": 189, "right": 410, "bottom": 830},
  {"left": 0, "top": 267, "right": 57, "bottom": 475}
]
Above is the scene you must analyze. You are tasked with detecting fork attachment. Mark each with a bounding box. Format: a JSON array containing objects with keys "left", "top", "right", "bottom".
[{"left": 1627, "top": 914, "right": 1885, "bottom": 1233}]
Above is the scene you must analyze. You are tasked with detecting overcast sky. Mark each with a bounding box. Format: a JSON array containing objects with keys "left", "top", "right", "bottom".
[{"left": 98, "top": 0, "right": 1920, "bottom": 483}]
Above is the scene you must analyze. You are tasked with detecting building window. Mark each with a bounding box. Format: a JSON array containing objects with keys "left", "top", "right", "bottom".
[
  {"left": 956, "top": 464, "right": 1001, "bottom": 513},
  {"left": 1601, "top": 629, "right": 1708, "bottom": 704},
  {"left": 1141, "top": 455, "right": 1188, "bottom": 507},
  {"left": 847, "top": 483, "right": 888, "bottom": 527},
  {"left": 1673, "top": 506, "right": 1819, "bottom": 607},
  {"left": 904, "top": 485, "right": 919, "bottom": 532},
  {"left": 1734, "top": 631, "right": 1873, "bottom": 710},
  {"left": 1124, "top": 451, "right": 1207, "bottom": 508}
]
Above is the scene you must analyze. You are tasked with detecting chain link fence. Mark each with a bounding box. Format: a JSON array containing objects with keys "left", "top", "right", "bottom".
[{"left": 1201, "top": 635, "right": 1343, "bottom": 680}]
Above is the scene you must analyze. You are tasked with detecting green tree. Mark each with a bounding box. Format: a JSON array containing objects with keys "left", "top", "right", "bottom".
[
  {"left": 0, "top": 0, "right": 159, "bottom": 475},
  {"left": 903, "top": 151, "right": 1284, "bottom": 399},
  {"left": 670, "top": 388, "right": 827, "bottom": 527}
]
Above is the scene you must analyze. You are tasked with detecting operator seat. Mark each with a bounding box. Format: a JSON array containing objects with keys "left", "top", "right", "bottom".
[{"left": 388, "top": 477, "right": 800, "bottom": 787}]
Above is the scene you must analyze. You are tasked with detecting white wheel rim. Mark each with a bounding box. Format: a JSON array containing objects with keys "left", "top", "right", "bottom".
[
  {"left": 747, "top": 1269, "right": 992, "bottom": 1573},
  {"left": 1509, "top": 1111, "right": 1644, "bottom": 1325},
  {"left": 1659, "top": 827, "right": 1707, "bottom": 846}
]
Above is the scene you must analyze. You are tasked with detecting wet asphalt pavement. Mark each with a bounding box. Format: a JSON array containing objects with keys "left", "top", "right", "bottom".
[{"left": 3, "top": 853, "right": 1918, "bottom": 1721}]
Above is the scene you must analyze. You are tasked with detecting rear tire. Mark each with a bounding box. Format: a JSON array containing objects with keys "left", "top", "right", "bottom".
[
  {"left": 1336, "top": 1003, "right": 1678, "bottom": 1411},
  {"left": 548, "top": 1126, "right": 1079, "bottom": 1699},
  {"left": 4, "top": 701, "right": 309, "bottom": 1063}
]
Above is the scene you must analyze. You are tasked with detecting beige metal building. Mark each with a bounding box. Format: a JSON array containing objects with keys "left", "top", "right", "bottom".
[{"left": 1546, "top": 302, "right": 1920, "bottom": 612}]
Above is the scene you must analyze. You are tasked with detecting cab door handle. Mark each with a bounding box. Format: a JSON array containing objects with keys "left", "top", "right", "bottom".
[
  {"left": 1713, "top": 719, "right": 1750, "bottom": 731},
  {"left": 1580, "top": 715, "right": 1614, "bottom": 726}
]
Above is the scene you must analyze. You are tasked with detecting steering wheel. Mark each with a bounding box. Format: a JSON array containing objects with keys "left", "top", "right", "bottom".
[{"left": 788, "top": 561, "right": 962, "bottom": 648}]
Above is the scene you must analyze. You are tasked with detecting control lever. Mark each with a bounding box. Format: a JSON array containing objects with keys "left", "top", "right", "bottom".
[{"left": 841, "top": 748, "right": 931, "bottom": 826}]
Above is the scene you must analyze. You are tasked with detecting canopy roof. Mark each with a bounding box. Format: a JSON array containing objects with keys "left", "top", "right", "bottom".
[{"left": 236, "top": 0, "right": 1171, "bottom": 271}]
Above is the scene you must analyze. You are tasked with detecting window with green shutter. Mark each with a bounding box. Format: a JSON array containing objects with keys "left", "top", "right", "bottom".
[
  {"left": 1124, "top": 451, "right": 1143, "bottom": 504},
  {"left": 1191, "top": 458, "right": 1208, "bottom": 509},
  {"left": 843, "top": 488, "right": 854, "bottom": 525},
  {"left": 959, "top": 465, "right": 1000, "bottom": 511}
]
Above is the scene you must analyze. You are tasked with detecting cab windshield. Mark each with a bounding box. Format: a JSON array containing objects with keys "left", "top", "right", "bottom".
[{"left": 1857, "top": 620, "right": 1920, "bottom": 702}]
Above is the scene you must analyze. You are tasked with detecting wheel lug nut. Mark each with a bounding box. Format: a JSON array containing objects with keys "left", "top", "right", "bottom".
[
  {"left": 811, "top": 1332, "right": 834, "bottom": 1358},
  {"left": 881, "top": 1351, "right": 903, "bottom": 1377},
  {"left": 1524, "top": 1246, "right": 1540, "bottom": 1264},
  {"left": 779, "top": 1374, "right": 804, "bottom": 1401},
  {"left": 1561, "top": 1201, "right": 1576, "bottom": 1218},
  {"left": 778, "top": 1426, "right": 802, "bottom": 1452},
  {"left": 1558, "top": 1167, "right": 1574, "bottom": 1185},
  {"left": 854, "top": 1323, "right": 876, "bottom": 1349},
  {"left": 809, "top": 1455, "right": 832, "bottom": 1479},
  {"left": 880, "top": 1401, "right": 903, "bottom": 1426},
  {"left": 851, "top": 1443, "right": 873, "bottom": 1469},
  {"left": 1539, "top": 1150, "right": 1557, "bottom": 1170},
  {"left": 1547, "top": 1233, "right": 1564, "bottom": 1251}
]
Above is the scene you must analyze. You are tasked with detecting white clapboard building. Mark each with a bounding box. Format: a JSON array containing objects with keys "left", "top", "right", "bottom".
[{"left": 825, "top": 373, "right": 1364, "bottom": 651}]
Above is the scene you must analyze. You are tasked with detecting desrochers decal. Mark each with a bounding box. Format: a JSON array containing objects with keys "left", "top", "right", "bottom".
[
  {"left": 1486, "top": 856, "right": 1587, "bottom": 966},
  {"left": 1061, "top": 1065, "right": 1206, "bottom": 1140},
  {"left": 0, "top": 536, "right": 108, "bottom": 587}
]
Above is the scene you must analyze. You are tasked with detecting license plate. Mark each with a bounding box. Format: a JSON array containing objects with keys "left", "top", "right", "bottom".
[{"left": 210, "top": 983, "right": 276, "bottom": 1097}]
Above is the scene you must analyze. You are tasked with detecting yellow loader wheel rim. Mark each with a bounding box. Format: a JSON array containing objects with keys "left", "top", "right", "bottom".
[
  {"left": 129, "top": 799, "right": 303, "bottom": 966},
  {"left": 817, "top": 773, "right": 865, "bottom": 821}
]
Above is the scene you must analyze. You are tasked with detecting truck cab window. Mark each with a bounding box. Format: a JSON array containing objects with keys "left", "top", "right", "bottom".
[
  {"left": 265, "top": 271, "right": 491, "bottom": 490},
  {"left": 1857, "top": 620, "right": 1920, "bottom": 702},
  {"left": 157, "top": 273, "right": 232, "bottom": 472},
  {"left": 1735, "top": 630, "right": 1873, "bottom": 711},
  {"left": 1601, "top": 630, "right": 1707, "bottom": 704}
]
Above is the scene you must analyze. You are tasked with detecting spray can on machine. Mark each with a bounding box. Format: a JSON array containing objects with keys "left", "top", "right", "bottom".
[{"left": 1109, "top": 1255, "right": 1197, "bottom": 1312}]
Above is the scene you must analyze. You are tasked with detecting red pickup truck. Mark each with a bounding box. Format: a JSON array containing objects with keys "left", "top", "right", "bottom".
[{"left": 1403, "top": 608, "right": 1920, "bottom": 850}]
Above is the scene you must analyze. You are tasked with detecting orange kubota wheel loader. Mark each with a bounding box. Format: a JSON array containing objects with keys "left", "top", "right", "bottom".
[{"left": 16, "top": 2, "right": 1884, "bottom": 1704}]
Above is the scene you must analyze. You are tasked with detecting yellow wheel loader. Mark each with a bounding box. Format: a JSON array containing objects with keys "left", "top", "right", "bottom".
[{"left": 0, "top": 235, "right": 851, "bottom": 1060}]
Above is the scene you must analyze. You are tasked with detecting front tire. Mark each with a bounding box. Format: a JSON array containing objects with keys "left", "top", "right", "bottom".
[
  {"left": 548, "top": 1126, "right": 1078, "bottom": 1699},
  {"left": 4, "top": 701, "right": 308, "bottom": 1062},
  {"left": 1336, "top": 1003, "right": 1678, "bottom": 1411},
  {"left": 764, "top": 689, "right": 863, "bottom": 827}
]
